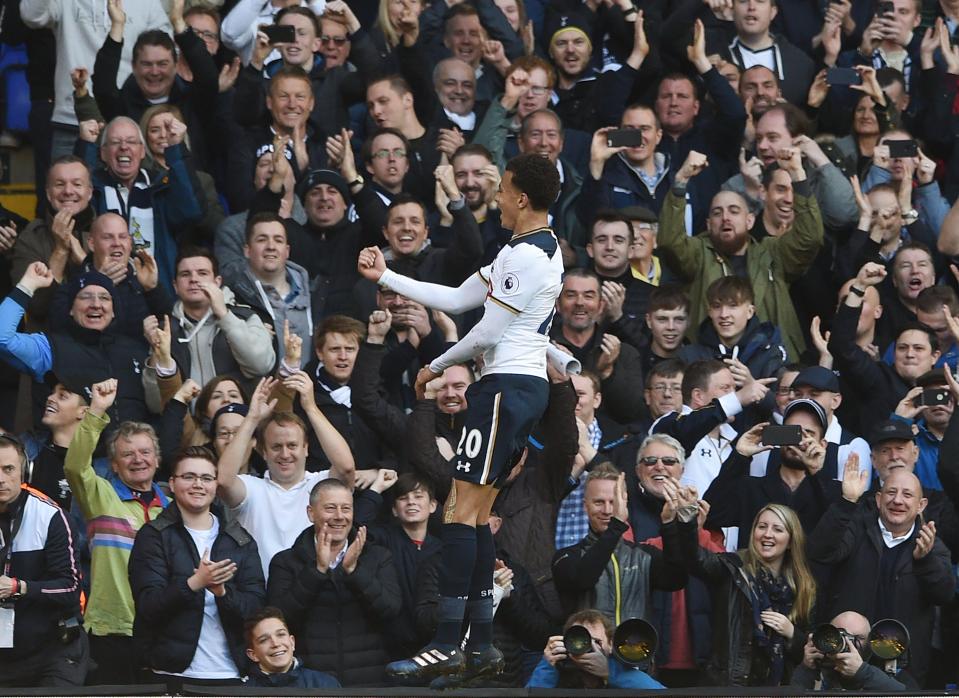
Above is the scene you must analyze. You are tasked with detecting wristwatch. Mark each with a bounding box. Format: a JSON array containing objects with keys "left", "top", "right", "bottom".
[
  {"left": 902, "top": 208, "right": 919, "bottom": 225},
  {"left": 349, "top": 175, "right": 364, "bottom": 190}
]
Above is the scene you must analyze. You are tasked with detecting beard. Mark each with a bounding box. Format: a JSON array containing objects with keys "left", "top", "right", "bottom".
[{"left": 710, "top": 229, "right": 749, "bottom": 257}]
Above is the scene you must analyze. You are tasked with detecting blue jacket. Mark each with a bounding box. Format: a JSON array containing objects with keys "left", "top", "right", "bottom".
[
  {"left": 526, "top": 656, "right": 664, "bottom": 689},
  {"left": 243, "top": 659, "right": 340, "bottom": 688}
]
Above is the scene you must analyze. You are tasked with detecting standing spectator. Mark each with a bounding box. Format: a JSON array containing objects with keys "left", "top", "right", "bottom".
[
  {"left": 659, "top": 149, "right": 823, "bottom": 362},
  {"left": 217, "top": 376, "right": 355, "bottom": 578},
  {"left": 19, "top": 0, "right": 172, "bottom": 158},
  {"left": 267, "top": 478, "right": 402, "bottom": 685},
  {"left": 0, "top": 433, "right": 85, "bottom": 687},
  {"left": 129, "top": 446, "right": 265, "bottom": 691},
  {"left": 64, "top": 379, "right": 168, "bottom": 685},
  {"left": 809, "top": 464, "right": 955, "bottom": 686},
  {"left": 221, "top": 0, "right": 327, "bottom": 65},
  {"left": 640, "top": 288, "right": 690, "bottom": 376}
]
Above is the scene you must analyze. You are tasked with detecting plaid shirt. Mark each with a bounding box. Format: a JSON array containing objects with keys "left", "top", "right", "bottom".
[{"left": 554, "top": 420, "right": 602, "bottom": 550}]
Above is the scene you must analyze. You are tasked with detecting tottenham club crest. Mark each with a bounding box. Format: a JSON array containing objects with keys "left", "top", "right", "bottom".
[{"left": 501, "top": 273, "right": 519, "bottom": 294}]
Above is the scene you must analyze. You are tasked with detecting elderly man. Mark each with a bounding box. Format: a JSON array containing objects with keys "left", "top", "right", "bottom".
[
  {"left": 809, "top": 465, "right": 955, "bottom": 686},
  {"left": 77, "top": 115, "right": 204, "bottom": 289},
  {"left": 0, "top": 263, "right": 150, "bottom": 423},
  {"left": 659, "top": 149, "right": 823, "bottom": 362},
  {"left": 64, "top": 379, "right": 168, "bottom": 685}
]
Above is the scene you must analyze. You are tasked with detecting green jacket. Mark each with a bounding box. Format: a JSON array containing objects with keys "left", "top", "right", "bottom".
[
  {"left": 658, "top": 180, "right": 823, "bottom": 362},
  {"left": 64, "top": 411, "right": 168, "bottom": 636}
]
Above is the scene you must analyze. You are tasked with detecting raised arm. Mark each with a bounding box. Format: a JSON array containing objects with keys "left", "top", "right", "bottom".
[
  {"left": 216, "top": 377, "right": 277, "bottom": 508},
  {"left": 360, "top": 246, "right": 489, "bottom": 314},
  {"left": 281, "top": 370, "right": 356, "bottom": 488}
]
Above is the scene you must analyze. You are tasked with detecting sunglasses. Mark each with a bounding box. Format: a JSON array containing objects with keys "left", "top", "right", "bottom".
[{"left": 638, "top": 455, "right": 681, "bottom": 466}]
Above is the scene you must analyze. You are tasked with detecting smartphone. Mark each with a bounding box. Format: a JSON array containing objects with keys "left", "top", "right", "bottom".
[
  {"left": 262, "top": 24, "right": 296, "bottom": 44},
  {"left": 826, "top": 67, "right": 863, "bottom": 86},
  {"left": 762, "top": 424, "right": 803, "bottom": 447},
  {"left": 877, "top": 0, "right": 894, "bottom": 15},
  {"left": 606, "top": 129, "right": 646, "bottom": 148},
  {"left": 887, "top": 139, "right": 918, "bottom": 158},
  {"left": 915, "top": 387, "right": 951, "bottom": 406}
]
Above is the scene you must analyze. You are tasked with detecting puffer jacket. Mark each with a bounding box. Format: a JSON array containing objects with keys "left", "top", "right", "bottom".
[
  {"left": 679, "top": 316, "right": 788, "bottom": 382},
  {"left": 129, "top": 502, "right": 266, "bottom": 674},
  {"left": 266, "top": 525, "right": 402, "bottom": 686},
  {"left": 658, "top": 181, "right": 823, "bottom": 363}
]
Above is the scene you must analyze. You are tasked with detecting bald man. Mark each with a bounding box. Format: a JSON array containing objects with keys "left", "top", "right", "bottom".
[
  {"left": 808, "top": 464, "right": 955, "bottom": 685},
  {"left": 49, "top": 213, "right": 174, "bottom": 339},
  {"left": 792, "top": 611, "right": 906, "bottom": 690}
]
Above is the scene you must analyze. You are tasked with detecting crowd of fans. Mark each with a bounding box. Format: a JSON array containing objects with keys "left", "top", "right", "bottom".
[{"left": 4, "top": 0, "right": 959, "bottom": 690}]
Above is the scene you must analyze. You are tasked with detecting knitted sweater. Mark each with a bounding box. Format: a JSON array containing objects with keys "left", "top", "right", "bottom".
[{"left": 64, "top": 411, "right": 168, "bottom": 636}]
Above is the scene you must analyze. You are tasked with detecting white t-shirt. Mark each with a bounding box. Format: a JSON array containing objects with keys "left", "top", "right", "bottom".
[
  {"left": 233, "top": 470, "right": 329, "bottom": 579},
  {"left": 159, "top": 516, "right": 238, "bottom": 679}
]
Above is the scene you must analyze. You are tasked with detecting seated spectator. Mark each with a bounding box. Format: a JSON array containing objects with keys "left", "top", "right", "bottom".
[
  {"left": 48, "top": 213, "right": 174, "bottom": 341},
  {"left": 0, "top": 265, "right": 151, "bottom": 424},
  {"left": 267, "top": 478, "right": 402, "bottom": 686},
  {"left": 64, "top": 379, "right": 168, "bottom": 685},
  {"left": 705, "top": 398, "right": 843, "bottom": 535},
  {"left": 527, "top": 609, "right": 664, "bottom": 689},
  {"left": 552, "top": 462, "right": 688, "bottom": 621},
  {"left": 828, "top": 262, "right": 939, "bottom": 431},
  {"left": 0, "top": 433, "right": 85, "bottom": 687},
  {"left": 142, "top": 247, "right": 276, "bottom": 406},
  {"left": 354, "top": 471, "right": 441, "bottom": 656},
  {"left": 217, "top": 376, "right": 356, "bottom": 578},
  {"left": 809, "top": 466, "right": 955, "bottom": 686},
  {"left": 242, "top": 607, "right": 341, "bottom": 688},
  {"left": 129, "top": 446, "right": 265, "bottom": 691},
  {"left": 92, "top": 2, "right": 218, "bottom": 167},
  {"left": 640, "top": 287, "right": 690, "bottom": 376},
  {"left": 228, "top": 212, "right": 316, "bottom": 367},
  {"left": 77, "top": 115, "right": 205, "bottom": 290},
  {"left": 11, "top": 156, "right": 94, "bottom": 328},
  {"left": 678, "top": 498, "right": 815, "bottom": 687},
  {"left": 661, "top": 149, "right": 823, "bottom": 362},
  {"left": 551, "top": 270, "right": 645, "bottom": 425},
  {"left": 790, "top": 611, "right": 907, "bottom": 691},
  {"left": 680, "top": 276, "right": 787, "bottom": 382}
]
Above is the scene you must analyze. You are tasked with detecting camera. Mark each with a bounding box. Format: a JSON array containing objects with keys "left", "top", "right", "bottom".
[
  {"left": 58, "top": 617, "right": 81, "bottom": 645},
  {"left": 812, "top": 623, "right": 857, "bottom": 655},
  {"left": 612, "top": 618, "right": 658, "bottom": 669}
]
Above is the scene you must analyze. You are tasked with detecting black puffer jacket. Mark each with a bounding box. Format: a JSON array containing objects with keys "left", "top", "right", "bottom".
[
  {"left": 266, "top": 525, "right": 402, "bottom": 687},
  {"left": 129, "top": 502, "right": 266, "bottom": 674}
]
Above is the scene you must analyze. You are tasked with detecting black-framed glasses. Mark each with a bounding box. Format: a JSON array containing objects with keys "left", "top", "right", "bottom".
[{"left": 172, "top": 473, "right": 217, "bottom": 484}]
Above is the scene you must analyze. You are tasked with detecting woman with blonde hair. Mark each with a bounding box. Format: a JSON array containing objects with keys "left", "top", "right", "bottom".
[
  {"left": 372, "top": 0, "right": 424, "bottom": 68},
  {"left": 677, "top": 497, "right": 816, "bottom": 686}
]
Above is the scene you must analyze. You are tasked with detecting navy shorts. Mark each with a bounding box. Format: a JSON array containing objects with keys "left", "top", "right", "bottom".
[{"left": 452, "top": 373, "right": 549, "bottom": 487}]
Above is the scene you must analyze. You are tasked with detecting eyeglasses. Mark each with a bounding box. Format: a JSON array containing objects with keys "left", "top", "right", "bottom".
[
  {"left": 320, "top": 35, "right": 348, "bottom": 45},
  {"left": 527, "top": 85, "right": 549, "bottom": 96},
  {"left": 105, "top": 138, "right": 141, "bottom": 148},
  {"left": 648, "top": 384, "right": 680, "bottom": 394},
  {"left": 192, "top": 28, "right": 219, "bottom": 41},
  {"left": 75, "top": 292, "right": 113, "bottom": 304},
  {"left": 776, "top": 387, "right": 795, "bottom": 396},
  {"left": 372, "top": 148, "right": 407, "bottom": 160},
  {"left": 174, "top": 473, "right": 217, "bottom": 484},
  {"left": 215, "top": 429, "right": 239, "bottom": 440},
  {"left": 638, "top": 455, "right": 681, "bottom": 466}
]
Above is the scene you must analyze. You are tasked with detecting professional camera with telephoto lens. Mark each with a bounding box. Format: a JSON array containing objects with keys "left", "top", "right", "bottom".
[{"left": 812, "top": 623, "right": 857, "bottom": 655}]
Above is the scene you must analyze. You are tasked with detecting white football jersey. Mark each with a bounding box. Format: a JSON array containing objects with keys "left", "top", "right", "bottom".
[{"left": 477, "top": 227, "right": 564, "bottom": 378}]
